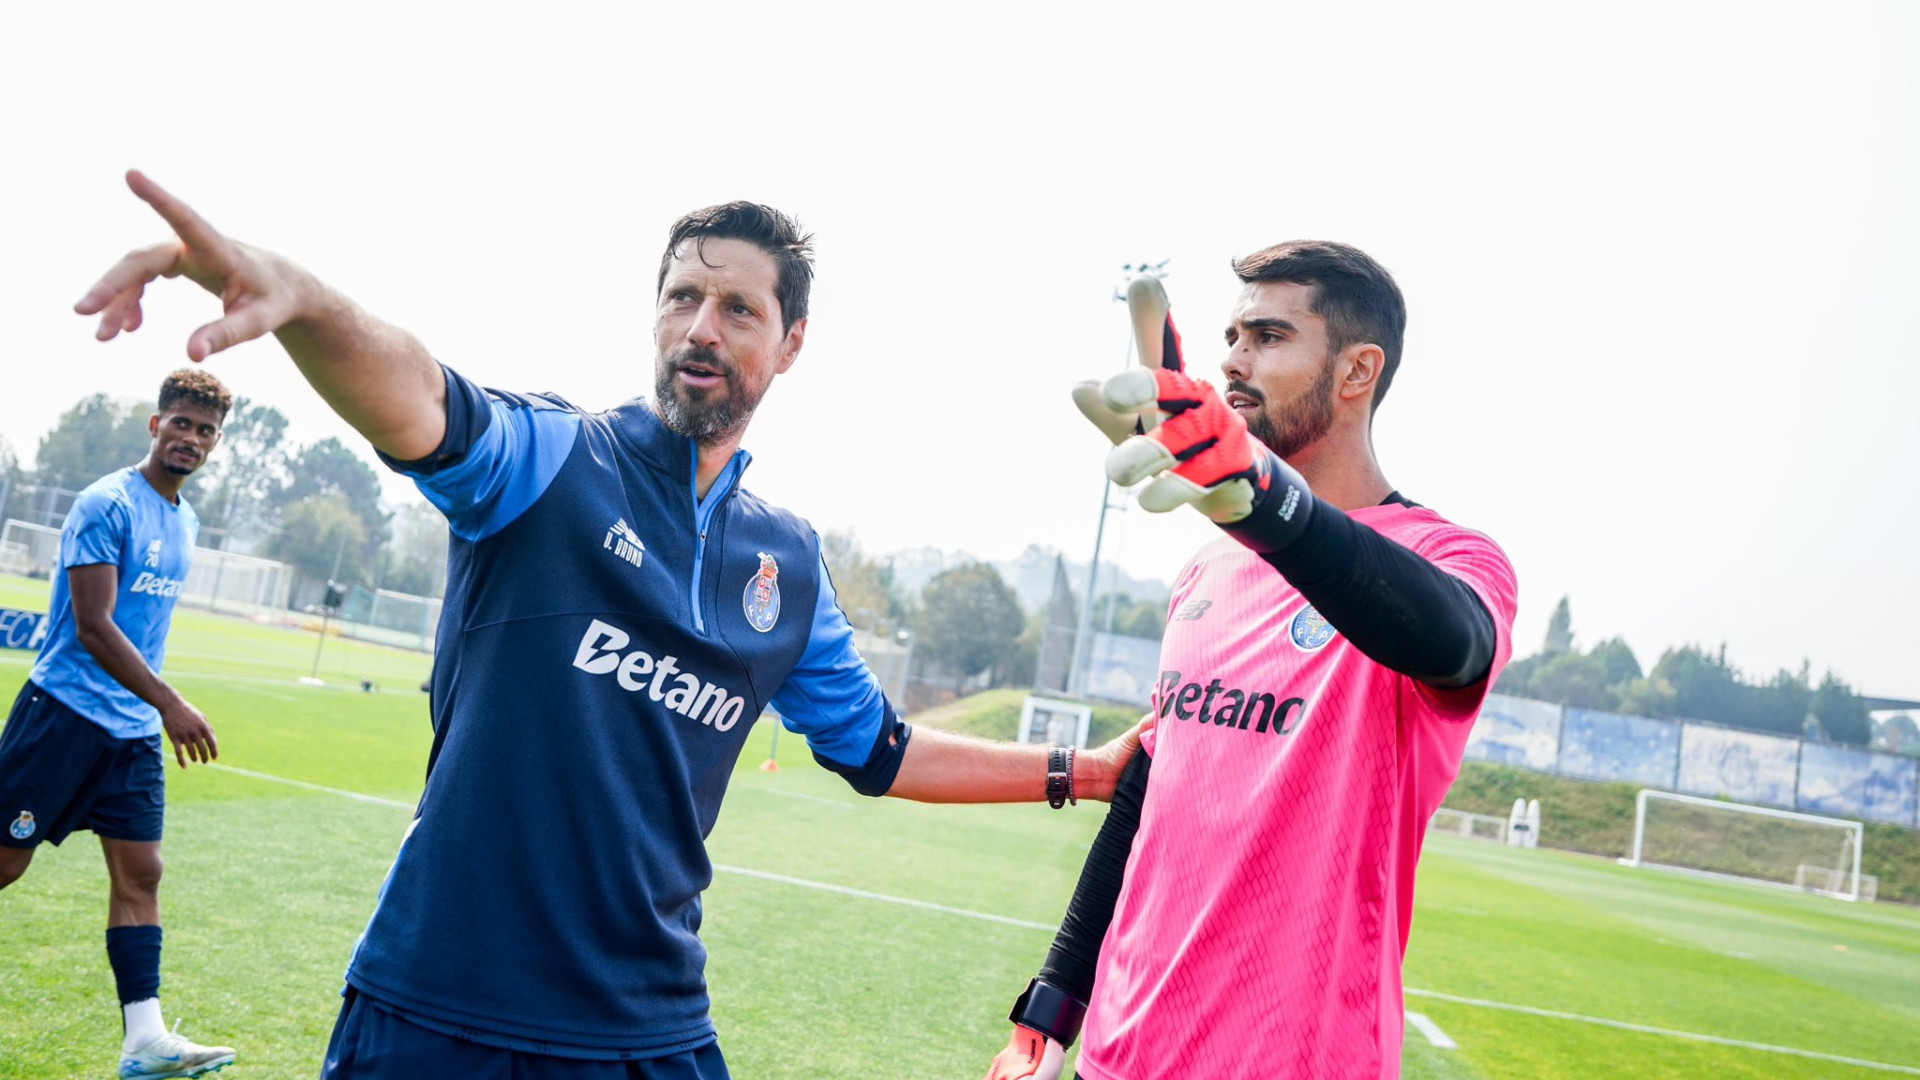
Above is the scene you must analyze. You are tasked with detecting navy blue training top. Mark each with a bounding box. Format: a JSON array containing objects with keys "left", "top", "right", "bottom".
[{"left": 344, "top": 366, "right": 909, "bottom": 1058}]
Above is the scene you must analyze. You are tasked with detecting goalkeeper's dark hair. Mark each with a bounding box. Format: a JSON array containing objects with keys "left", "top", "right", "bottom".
[
  {"left": 157, "top": 368, "right": 232, "bottom": 422},
  {"left": 657, "top": 202, "right": 815, "bottom": 332},
  {"left": 1233, "top": 241, "right": 1407, "bottom": 412}
]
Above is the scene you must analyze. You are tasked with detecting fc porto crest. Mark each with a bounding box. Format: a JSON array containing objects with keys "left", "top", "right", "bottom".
[
  {"left": 743, "top": 552, "right": 781, "bottom": 633},
  {"left": 1289, "top": 605, "right": 1335, "bottom": 652},
  {"left": 8, "top": 810, "right": 34, "bottom": 841}
]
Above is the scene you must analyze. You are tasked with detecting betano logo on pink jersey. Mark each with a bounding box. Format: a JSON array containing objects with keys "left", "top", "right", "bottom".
[{"left": 1155, "top": 671, "right": 1308, "bottom": 734}]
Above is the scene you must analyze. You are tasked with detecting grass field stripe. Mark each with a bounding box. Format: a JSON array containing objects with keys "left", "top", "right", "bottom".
[
  {"left": 199, "top": 764, "right": 1050, "bottom": 932},
  {"left": 713, "top": 864, "right": 1059, "bottom": 931},
  {"left": 1403, "top": 1011, "right": 1457, "bottom": 1049},
  {"left": 1405, "top": 988, "right": 1920, "bottom": 1074},
  {"left": 208, "top": 764, "right": 415, "bottom": 811}
]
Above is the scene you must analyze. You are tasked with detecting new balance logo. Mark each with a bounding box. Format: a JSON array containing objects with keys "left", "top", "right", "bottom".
[
  {"left": 144, "top": 540, "right": 163, "bottom": 568},
  {"left": 1174, "top": 599, "right": 1213, "bottom": 621},
  {"left": 603, "top": 518, "right": 645, "bottom": 569},
  {"left": 572, "top": 619, "right": 747, "bottom": 732},
  {"left": 1156, "top": 671, "right": 1307, "bottom": 734}
]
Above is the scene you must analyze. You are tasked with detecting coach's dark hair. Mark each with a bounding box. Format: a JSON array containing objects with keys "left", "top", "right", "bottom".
[
  {"left": 157, "top": 368, "right": 232, "bottom": 422},
  {"left": 657, "top": 202, "right": 815, "bottom": 332},
  {"left": 1233, "top": 241, "right": 1407, "bottom": 412}
]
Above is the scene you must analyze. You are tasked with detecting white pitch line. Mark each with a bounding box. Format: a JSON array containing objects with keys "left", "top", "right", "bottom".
[
  {"left": 1405, "top": 988, "right": 1920, "bottom": 1075},
  {"left": 207, "top": 764, "right": 414, "bottom": 811},
  {"left": 1404, "top": 1011, "right": 1456, "bottom": 1049},
  {"left": 711, "top": 864, "right": 1059, "bottom": 932},
  {"left": 739, "top": 786, "right": 857, "bottom": 810}
]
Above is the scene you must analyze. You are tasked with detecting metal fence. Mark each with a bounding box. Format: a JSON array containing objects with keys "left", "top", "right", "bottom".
[{"left": 1468, "top": 692, "right": 1920, "bottom": 828}]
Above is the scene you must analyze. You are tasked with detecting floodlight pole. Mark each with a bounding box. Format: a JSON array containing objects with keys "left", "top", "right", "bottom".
[{"left": 1067, "top": 261, "right": 1167, "bottom": 699}]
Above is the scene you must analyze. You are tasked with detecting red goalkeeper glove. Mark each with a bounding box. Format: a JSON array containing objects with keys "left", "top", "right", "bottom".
[
  {"left": 1073, "top": 367, "right": 1317, "bottom": 553},
  {"left": 983, "top": 1024, "right": 1064, "bottom": 1080}
]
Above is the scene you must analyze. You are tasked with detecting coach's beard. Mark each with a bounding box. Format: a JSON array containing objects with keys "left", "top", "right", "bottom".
[{"left": 654, "top": 346, "right": 763, "bottom": 443}]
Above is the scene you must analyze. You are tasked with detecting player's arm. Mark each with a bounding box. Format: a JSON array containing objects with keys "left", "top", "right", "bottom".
[
  {"left": 76, "top": 171, "right": 446, "bottom": 460},
  {"left": 984, "top": 749, "right": 1151, "bottom": 1080},
  {"left": 67, "top": 565, "right": 215, "bottom": 768},
  {"left": 772, "top": 552, "right": 1139, "bottom": 803},
  {"left": 888, "top": 724, "right": 1138, "bottom": 804},
  {"left": 1090, "top": 369, "right": 1496, "bottom": 688}
]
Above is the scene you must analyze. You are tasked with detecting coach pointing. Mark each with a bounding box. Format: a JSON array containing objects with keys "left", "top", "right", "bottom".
[{"left": 79, "top": 170, "right": 1138, "bottom": 1080}]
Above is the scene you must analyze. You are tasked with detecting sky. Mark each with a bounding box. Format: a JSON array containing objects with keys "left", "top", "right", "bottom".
[{"left": 1, "top": 2, "right": 1915, "bottom": 698}]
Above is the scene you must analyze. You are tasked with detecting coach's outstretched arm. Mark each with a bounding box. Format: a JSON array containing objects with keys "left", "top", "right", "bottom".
[
  {"left": 885, "top": 723, "right": 1141, "bottom": 804},
  {"left": 76, "top": 171, "right": 448, "bottom": 461}
]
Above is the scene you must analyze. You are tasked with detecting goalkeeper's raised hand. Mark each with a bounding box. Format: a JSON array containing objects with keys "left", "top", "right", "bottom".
[
  {"left": 983, "top": 1025, "right": 1064, "bottom": 1080},
  {"left": 1072, "top": 367, "right": 1318, "bottom": 554}
]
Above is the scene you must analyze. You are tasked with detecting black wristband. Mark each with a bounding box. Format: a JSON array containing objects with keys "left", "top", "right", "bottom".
[
  {"left": 1009, "top": 977, "right": 1088, "bottom": 1047},
  {"left": 1218, "top": 441, "right": 1316, "bottom": 555},
  {"left": 1046, "top": 745, "right": 1071, "bottom": 809}
]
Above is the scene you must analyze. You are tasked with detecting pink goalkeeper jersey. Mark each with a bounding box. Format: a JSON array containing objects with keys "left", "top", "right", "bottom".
[{"left": 1078, "top": 503, "right": 1517, "bottom": 1080}]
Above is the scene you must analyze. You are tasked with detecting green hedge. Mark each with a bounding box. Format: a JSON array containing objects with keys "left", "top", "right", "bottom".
[{"left": 1443, "top": 761, "right": 1920, "bottom": 905}]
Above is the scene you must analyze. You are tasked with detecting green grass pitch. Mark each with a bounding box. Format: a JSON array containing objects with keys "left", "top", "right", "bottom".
[{"left": 2, "top": 571, "right": 1917, "bottom": 1078}]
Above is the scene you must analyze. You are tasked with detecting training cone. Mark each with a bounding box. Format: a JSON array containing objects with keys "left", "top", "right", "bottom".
[{"left": 758, "top": 759, "right": 780, "bottom": 772}]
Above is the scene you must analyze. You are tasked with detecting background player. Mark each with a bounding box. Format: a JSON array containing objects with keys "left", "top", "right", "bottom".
[
  {"left": 0, "top": 369, "right": 235, "bottom": 1079},
  {"left": 74, "top": 172, "right": 1140, "bottom": 1080},
  {"left": 984, "top": 241, "right": 1519, "bottom": 1080}
]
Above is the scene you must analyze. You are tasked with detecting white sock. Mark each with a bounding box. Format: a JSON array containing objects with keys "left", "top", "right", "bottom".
[{"left": 122, "top": 998, "right": 165, "bottom": 1053}]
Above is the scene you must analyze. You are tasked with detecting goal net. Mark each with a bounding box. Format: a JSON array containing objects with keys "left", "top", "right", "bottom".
[
  {"left": 0, "top": 519, "right": 61, "bottom": 577},
  {"left": 1428, "top": 807, "right": 1509, "bottom": 843},
  {"left": 1623, "top": 789, "right": 1864, "bottom": 901}
]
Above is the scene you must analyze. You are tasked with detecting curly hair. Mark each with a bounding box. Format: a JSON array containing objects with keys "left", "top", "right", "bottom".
[{"left": 157, "top": 368, "right": 233, "bottom": 421}]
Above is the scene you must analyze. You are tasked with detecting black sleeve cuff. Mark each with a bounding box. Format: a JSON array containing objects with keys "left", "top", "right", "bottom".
[
  {"left": 813, "top": 706, "right": 911, "bottom": 797},
  {"left": 376, "top": 363, "right": 494, "bottom": 476}
]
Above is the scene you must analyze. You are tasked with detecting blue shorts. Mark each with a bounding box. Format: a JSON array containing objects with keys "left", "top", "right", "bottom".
[
  {"left": 0, "top": 681, "right": 164, "bottom": 848},
  {"left": 321, "top": 989, "right": 731, "bottom": 1080}
]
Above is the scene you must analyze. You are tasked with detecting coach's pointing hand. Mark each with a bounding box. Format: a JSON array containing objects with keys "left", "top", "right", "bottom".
[{"left": 76, "top": 170, "right": 310, "bottom": 363}]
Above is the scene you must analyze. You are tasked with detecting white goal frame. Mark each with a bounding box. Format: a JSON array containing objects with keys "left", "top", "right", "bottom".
[{"left": 1622, "top": 789, "right": 1864, "bottom": 902}]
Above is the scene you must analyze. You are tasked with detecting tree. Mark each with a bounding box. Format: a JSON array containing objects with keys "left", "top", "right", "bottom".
[
  {"left": 1542, "top": 595, "right": 1574, "bottom": 654},
  {"left": 280, "top": 437, "right": 390, "bottom": 562},
  {"left": 916, "top": 561, "right": 1025, "bottom": 692},
  {"left": 267, "top": 495, "right": 370, "bottom": 597},
  {"left": 192, "top": 396, "right": 291, "bottom": 547},
  {"left": 820, "top": 530, "right": 903, "bottom": 626},
  {"left": 1092, "top": 592, "right": 1167, "bottom": 641},
  {"left": 1588, "top": 637, "right": 1642, "bottom": 686},
  {"left": 1810, "top": 670, "right": 1870, "bottom": 746},
  {"left": 381, "top": 502, "right": 451, "bottom": 598},
  {"left": 33, "top": 393, "right": 155, "bottom": 487}
]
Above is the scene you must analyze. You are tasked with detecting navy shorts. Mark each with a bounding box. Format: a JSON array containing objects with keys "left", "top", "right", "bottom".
[
  {"left": 0, "top": 681, "right": 164, "bottom": 848},
  {"left": 322, "top": 989, "right": 731, "bottom": 1080}
]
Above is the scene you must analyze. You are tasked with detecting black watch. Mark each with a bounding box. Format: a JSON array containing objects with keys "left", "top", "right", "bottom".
[
  {"left": 1046, "top": 745, "right": 1075, "bottom": 809},
  {"left": 1009, "top": 977, "right": 1088, "bottom": 1047}
]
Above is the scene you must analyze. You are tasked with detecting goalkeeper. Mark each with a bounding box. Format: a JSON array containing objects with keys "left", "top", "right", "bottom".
[{"left": 985, "top": 242, "right": 1518, "bottom": 1080}]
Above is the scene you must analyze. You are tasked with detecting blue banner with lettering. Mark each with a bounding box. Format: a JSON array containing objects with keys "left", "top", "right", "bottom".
[{"left": 0, "top": 608, "right": 48, "bottom": 651}]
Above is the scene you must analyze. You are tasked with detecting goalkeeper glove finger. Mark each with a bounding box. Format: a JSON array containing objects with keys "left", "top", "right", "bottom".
[
  {"left": 983, "top": 1025, "right": 1064, "bottom": 1080},
  {"left": 1100, "top": 368, "right": 1319, "bottom": 552}
]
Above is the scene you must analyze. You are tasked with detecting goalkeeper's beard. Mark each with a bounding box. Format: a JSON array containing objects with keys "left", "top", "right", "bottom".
[
  {"left": 654, "top": 346, "right": 767, "bottom": 444},
  {"left": 1239, "top": 353, "right": 1336, "bottom": 461}
]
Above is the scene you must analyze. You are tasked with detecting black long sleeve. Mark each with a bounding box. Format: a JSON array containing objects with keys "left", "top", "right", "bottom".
[
  {"left": 1262, "top": 493, "right": 1495, "bottom": 689},
  {"left": 1036, "top": 748, "right": 1151, "bottom": 1007}
]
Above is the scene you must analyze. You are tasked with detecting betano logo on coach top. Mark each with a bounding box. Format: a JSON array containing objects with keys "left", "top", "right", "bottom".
[
  {"left": 571, "top": 619, "right": 747, "bottom": 731},
  {"left": 1156, "top": 671, "right": 1308, "bottom": 734},
  {"left": 127, "top": 572, "right": 185, "bottom": 598}
]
